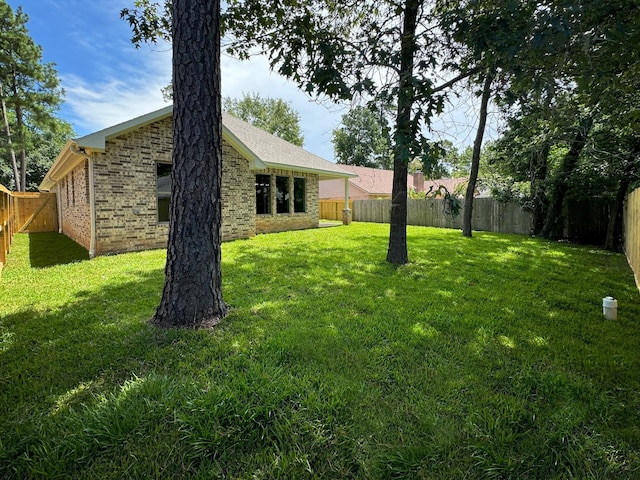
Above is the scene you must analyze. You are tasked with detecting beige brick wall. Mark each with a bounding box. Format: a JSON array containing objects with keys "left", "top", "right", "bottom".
[
  {"left": 91, "top": 117, "right": 173, "bottom": 255},
  {"left": 58, "top": 161, "right": 91, "bottom": 250},
  {"left": 222, "top": 141, "right": 256, "bottom": 240},
  {"left": 56, "top": 116, "right": 322, "bottom": 256}
]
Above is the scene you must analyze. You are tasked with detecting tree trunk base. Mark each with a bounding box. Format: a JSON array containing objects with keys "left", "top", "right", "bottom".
[{"left": 150, "top": 312, "right": 226, "bottom": 329}]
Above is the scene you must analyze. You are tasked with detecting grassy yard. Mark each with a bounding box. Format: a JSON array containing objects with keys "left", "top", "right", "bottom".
[{"left": 1, "top": 223, "right": 639, "bottom": 479}]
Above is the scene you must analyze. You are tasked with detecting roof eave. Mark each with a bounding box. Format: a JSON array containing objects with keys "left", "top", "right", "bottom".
[
  {"left": 260, "top": 162, "right": 358, "bottom": 180},
  {"left": 75, "top": 105, "right": 174, "bottom": 152},
  {"left": 222, "top": 125, "right": 268, "bottom": 170},
  {"left": 39, "top": 139, "right": 89, "bottom": 191}
]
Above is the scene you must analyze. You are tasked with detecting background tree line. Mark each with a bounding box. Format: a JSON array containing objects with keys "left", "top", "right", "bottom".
[{"left": 0, "top": 0, "right": 71, "bottom": 192}]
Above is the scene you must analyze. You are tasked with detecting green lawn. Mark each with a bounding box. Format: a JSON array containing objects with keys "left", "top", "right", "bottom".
[{"left": 1, "top": 223, "right": 639, "bottom": 479}]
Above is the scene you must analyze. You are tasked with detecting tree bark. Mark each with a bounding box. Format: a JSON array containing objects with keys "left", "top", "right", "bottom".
[
  {"left": 462, "top": 73, "right": 493, "bottom": 237},
  {"left": 15, "top": 104, "right": 26, "bottom": 192},
  {"left": 604, "top": 139, "right": 640, "bottom": 250},
  {"left": 529, "top": 142, "right": 549, "bottom": 236},
  {"left": 0, "top": 88, "right": 20, "bottom": 191},
  {"left": 152, "top": 0, "right": 228, "bottom": 328},
  {"left": 540, "top": 116, "right": 593, "bottom": 240},
  {"left": 386, "top": 0, "right": 419, "bottom": 265}
]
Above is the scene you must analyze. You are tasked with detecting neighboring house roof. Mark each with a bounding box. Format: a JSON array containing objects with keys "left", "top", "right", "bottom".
[
  {"left": 40, "top": 105, "right": 355, "bottom": 191},
  {"left": 329, "top": 164, "right": 467, "bottom": 197},
  {"left": 422, "top": 177, "right": 468, "bottom": 196},
  {"left": 335, "top": 165, "right": 409, "bottom": 196}
]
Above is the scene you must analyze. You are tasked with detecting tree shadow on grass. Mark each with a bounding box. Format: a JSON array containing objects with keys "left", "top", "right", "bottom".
[{"left": 28, "top": 232, "right": 89, "bottom": 268}]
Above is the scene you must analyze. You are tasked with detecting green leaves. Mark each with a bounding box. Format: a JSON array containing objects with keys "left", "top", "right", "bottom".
[
  {"left": 332, "top": 105, "right": 392, "bottom": 168},
  {"left": 120, "top": 0, "right": 172, "bottom": 48},
  {"left": 0, "top": 0, "right": 68, "bottom": 191},
  {"left": 223, "top": 93, "right": 305, "bottom": 147}
]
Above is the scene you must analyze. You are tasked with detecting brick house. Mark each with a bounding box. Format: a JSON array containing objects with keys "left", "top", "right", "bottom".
[{"left": 39, "top": 105, "right": 355, "bottom": 257}]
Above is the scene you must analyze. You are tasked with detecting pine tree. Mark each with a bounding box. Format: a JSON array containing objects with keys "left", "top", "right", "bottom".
[{"left": 0, "top": 0, "right": 64, "bottom": 191}]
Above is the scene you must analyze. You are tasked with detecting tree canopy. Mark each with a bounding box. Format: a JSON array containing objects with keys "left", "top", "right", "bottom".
[
  {"left": 223, "top": 93, "right": 304, "bottom": 147},
  {"left": 122, "top": 0, "right": 640, "bottom": 253},
  {"left": 0, "top": 0, "right": 68, "bottom": 191},
  {"left": 332, "top": 106, "right": 391, "bottom": 169}
]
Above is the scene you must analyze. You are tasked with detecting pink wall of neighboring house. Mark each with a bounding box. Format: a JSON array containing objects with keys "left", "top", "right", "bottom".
[
  {"left": 319, "top": 178, "right": 369, "bottom": 200},
  {"left": 319, "top": 164, "right": 467, "bottom": 200}
]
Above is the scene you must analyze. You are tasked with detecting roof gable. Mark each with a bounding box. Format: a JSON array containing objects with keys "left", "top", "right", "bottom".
[{"left": 41, "top": 105, "right": 354, "bottom": 191}]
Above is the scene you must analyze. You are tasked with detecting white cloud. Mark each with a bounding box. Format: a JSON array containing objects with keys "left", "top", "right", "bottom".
[{"left": 63, "top": 43, "right": 342, "bottom": 161}]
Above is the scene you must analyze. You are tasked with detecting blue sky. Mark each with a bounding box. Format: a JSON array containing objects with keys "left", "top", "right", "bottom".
[
  {"left": 8, "top": 0, "right": 346, "bottom": 161},
  {"left": 8, "top": 0, "right": 497, "bottom": 162}
]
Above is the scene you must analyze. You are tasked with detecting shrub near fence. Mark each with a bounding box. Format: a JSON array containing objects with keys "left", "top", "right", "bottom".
[{"left": 354, "top": 198, "right": 532, "bottom": 235}]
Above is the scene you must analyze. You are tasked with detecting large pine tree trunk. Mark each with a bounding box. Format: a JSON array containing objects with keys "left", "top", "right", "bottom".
[
  {"left": 462, "top": 73, "right": 493, "bottom": 237},
  {"left": 153, "top": 0, "right": 228, "bottom": 328},
  {"left": 15, "top": 104, "right": 26, "bottom": 192},
  {"left": 386, "top": 0, "right": 418, "bottom": 266},
  {"left": 540, "top": 116, "right": 593, "bottom": 239}
]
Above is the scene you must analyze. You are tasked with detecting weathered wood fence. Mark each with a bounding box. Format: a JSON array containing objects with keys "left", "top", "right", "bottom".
[
  {"left": 0, "top": 185, "right": 58, "bottom": 273},
  {"left": 1, "top": 184, "right": 17, "bottom": 273},
  {"left": 353, "top": 198, "right": 532, "bottom": 235},
  {"left": 319, "top": 200, "right": 354, "bottom": 221},
  {"left": 625, "top": 187, "right": 640, "bottom": 290}
]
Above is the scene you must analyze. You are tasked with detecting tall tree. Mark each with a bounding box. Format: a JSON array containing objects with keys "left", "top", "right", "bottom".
[
  {"left": 124, "top": 0, "right": 471, "bottom": 265},
  {"left": 223, "top": 93, "right": 304, "bottom": 146},
  {"left": 0, "top": 1, "right": 64, "bottom": 191},
  {"left": 0, "top": 115, "right": 73, "bottom": 190},
  {"left": 462, "top": 72, "right": 493, "bottom": 237},
  {"left": 134, "top": 0, "right": 228, "bottom": 328},
  {"left": 332, "top": 105, "right": 391, "bottom": 169}
]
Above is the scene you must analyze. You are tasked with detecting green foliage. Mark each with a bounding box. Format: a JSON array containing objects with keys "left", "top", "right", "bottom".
[
  {"left": 223, "top": 92, "right": 304, "bottom": 147},
  {"left": 120, "top": 0, "right": 172, "bottom": 47},
  {"left": 1, "top": 226, "right": 640, "bottom": 478},
  {"left": 332, "top": 105, "right": 391, "bottom": 168},
  {"left": 0, "top": 0, "right": 68, "bottom": 191},
  {"left": 0, "top": 116, "right": 72, "bottom": 190},
  {"left": 416, "top": 182, "right": 463, "bottom": 217}
]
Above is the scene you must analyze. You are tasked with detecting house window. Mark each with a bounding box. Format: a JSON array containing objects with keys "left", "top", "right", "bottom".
[
  {"left": 276, "top": 176, "right": 290, "bottom": 213},
  {"left": 256, "top": 174, "right": 271, "bottom": 214},
  {"left": 294, "top": 177, "right": 306, "bottom": 213},
  {"left": 157, "top": 163, "right": 172, "bottom": 222}
]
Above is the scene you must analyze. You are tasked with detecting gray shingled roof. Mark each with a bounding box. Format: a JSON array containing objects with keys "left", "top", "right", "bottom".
[
  {"left": 221, "top": 112, "right": 354, "bottom": 179},
  {"left": 72, "top": 105, "right": 353, "bottom": 180}
]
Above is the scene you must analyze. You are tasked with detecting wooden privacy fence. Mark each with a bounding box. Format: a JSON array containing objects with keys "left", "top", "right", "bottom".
[
  {"left": 14, "top": 191, "right": 58, "bottom": 233},
  {"left": 354, "top": 198, "right": 532, "bottom": 235},
  {"left": 624, "top": 187, "right": 640, "bottom": 289},
  {"left": 0, "top": 185, "right": 58, "bottom": 273},
  {"left": 319, "top": 200, "right": 354, "bottom": 221},
  {"left": 1, "top": 184, "right": 17, "bottom": 272}
]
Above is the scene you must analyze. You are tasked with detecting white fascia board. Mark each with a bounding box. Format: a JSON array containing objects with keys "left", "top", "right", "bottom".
[{"left": 76, "top": 105, "right": 174, "bottom": 152}]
